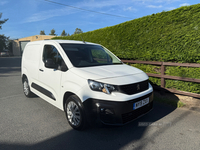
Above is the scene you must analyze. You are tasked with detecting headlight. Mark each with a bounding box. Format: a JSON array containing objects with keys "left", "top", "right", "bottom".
[{"left": 88, "top": 80, "right": 116, "bottom": 94}]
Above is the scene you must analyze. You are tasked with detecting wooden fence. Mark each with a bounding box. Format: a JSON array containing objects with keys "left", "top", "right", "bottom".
[{"left": 122, "top": 59, "right": 200, "bottom": 98}]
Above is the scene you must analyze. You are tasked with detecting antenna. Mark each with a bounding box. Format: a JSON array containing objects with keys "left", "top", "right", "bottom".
[{"left": 80, "top": 35, "right": 86, "bottom": 44}]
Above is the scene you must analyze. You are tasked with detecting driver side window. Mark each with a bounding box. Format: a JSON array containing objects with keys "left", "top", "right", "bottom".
[
  {"left": 43, "top": 45, "right": 67, "bottom": 71},
  {"left": 43, "top": 45, "right": 59, "bottom": 63}
]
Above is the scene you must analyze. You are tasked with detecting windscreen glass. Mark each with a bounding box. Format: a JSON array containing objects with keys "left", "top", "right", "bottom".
[{"left": 60, "top": 44, "right": 122, "bottom": 67}]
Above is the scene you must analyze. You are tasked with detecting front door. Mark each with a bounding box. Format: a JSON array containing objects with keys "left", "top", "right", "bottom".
[{"left": 37, "top": 44, "right": 63, "bottom": 101}]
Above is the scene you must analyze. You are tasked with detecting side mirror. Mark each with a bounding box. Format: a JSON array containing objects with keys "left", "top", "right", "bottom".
[{"left": 45, "top": 59, "right": 58, "bottom": 69}]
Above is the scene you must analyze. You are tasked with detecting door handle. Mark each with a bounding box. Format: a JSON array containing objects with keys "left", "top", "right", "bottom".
[{"left": 39, "top": 69, "right": 44, "bottom": 72}]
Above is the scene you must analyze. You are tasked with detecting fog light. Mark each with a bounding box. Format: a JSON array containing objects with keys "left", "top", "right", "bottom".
[
  {"left": 100, "top": 108, "right": 114, "bottom": 115},
  {"left": 99, "top": 108, "right": 115, "bottom": 124},
  {"left": 104, "top": 109, "right": 114, "bottom": 115}
]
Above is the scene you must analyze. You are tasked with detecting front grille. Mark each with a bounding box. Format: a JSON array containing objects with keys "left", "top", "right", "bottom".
[
  {"left": 117, "top": 80, "right": 149, "bottom": 95},
  {"left": 121, "top": 102, "right": 153, "bottom": 124}
]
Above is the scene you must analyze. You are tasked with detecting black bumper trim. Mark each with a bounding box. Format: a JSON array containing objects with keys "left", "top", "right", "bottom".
[{"left": 83, "top": 92, "right": 153, "bottom": 125}]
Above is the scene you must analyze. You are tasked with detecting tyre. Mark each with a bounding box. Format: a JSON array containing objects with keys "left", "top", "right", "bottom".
[
  {"left": 23, "top": 78, "right": 34, "bottom": 97},
  {"left": 64, "top": 95, "right": 87, "bottom": 130}
]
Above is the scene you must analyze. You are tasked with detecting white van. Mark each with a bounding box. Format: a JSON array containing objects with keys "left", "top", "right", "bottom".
[{"left": 21, "top": 40, "right": 153, "bottom": 130}]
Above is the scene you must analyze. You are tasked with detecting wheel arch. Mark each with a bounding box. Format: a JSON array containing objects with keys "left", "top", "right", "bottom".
[
  {"left": 63, "top": 92, "right": 88, "bottom": 130},
  {"left": 63, "top": 92, "right": 78, "bottom": 110},
  {"left": 22, "top": 74, "right": 28, "bottom": 83}
]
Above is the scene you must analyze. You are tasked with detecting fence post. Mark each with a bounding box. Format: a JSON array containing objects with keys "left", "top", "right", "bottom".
[{"left": 161, "top": 62, "right": 165, "bottom": 88}]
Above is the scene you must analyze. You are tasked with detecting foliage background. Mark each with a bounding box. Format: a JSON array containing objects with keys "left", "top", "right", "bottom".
[{"left": 52, "top": 4, "right": 200, "bottom": 94}]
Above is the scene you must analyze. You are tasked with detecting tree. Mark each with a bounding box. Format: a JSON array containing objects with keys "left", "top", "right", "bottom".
[
  {"left": 74, "top": 28, "right": 83, "bottom": 35},
  {"left": 40, "top": 30, "right": 45, "bottom": 35},
  {"left": 61, "top": 30, "right": 67, "bottom": 36},
  {"left": 7, "top": 40, "right": 12, "bottom": 53},
  {"left": 0, "top": 34, "right": 9, "bottom": 51},
  {"left": 0, "top": 13, "right": 8, "bottom": 30},
  {"left": 49, "top": 29, "right": 56, "bottom": 36},
  {"left": 0, "top": 13, "right": 9, "bottom": 51},
  {"left": 67, "top": 33, "right": 70, "bottom": 36}
]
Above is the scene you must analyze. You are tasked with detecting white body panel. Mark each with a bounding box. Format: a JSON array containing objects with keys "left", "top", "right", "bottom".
[{"left": 70, "top": 64, "right": 143, "bottom": 79}]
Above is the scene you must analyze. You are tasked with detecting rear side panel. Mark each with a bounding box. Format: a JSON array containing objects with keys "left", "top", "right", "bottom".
[{"left": 22, "top": 43, "right": 42, "bottom": 85}]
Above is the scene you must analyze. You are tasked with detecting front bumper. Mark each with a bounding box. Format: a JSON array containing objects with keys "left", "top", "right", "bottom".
[{"left": 83, "top": 92, "right": 153, "bottom": 125}]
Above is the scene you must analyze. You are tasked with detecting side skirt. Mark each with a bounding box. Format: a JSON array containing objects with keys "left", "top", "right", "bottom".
[{"left": 31, "top": 83, "right": 56, "bottom": 101}]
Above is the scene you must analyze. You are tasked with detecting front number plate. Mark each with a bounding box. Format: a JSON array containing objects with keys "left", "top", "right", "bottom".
[{"left": 133, "top": 98, "right": 149, "bottom": 110}]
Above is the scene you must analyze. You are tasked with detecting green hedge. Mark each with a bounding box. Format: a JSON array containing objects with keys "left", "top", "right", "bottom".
[
  {"left": 53, "top": 4, "right": 200, "bottom": 63},
  {"left": 53, "top": 3, "right": 200, "bottom": 94}
]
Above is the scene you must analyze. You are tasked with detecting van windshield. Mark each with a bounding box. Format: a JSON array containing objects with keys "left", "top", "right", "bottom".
[{"left": 60, "top": 43, "right": 122, "bottom": 67}]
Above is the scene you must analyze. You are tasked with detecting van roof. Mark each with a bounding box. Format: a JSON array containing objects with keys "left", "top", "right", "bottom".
[{"left": 28, "top": 40, "right": 99, "bottom": 45}]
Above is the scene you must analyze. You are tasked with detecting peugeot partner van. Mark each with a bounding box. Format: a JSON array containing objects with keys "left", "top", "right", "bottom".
[{"left": 21, "top": 40, "right": 153, "bottom": 130}]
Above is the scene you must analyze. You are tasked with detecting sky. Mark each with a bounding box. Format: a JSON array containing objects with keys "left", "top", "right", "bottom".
[{"left": 0, "top": 0, "right": 199, "bottom": 39}]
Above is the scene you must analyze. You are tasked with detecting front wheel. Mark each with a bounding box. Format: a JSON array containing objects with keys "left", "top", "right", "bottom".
[{"left": 64, "top": 95, "right": 87, "bottom": 130}]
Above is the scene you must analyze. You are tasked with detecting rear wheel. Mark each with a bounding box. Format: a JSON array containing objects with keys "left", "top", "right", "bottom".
[
  {"left": 64, "top": 95, "right": 87, "bottom": 130},
  {"left": 23, "top": 78, "right": 34, "bottom": 97}
]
